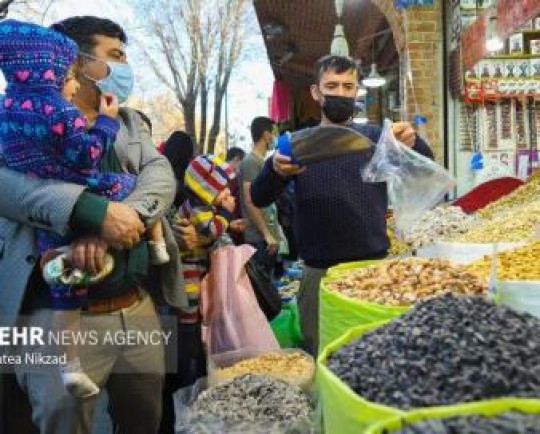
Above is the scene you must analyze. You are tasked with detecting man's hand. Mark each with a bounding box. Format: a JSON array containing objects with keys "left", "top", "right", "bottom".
[
  {"left": 70, "top": 236, "right": 108, "bottom": 275},
  {"left": 229, "top": 219, "right": 247, "bottom": 233},
  {"left": 264, "top": 232, "right": 278, "bottom": 255},
  {"left": 273, "top": 151, "right": 306, "bottom": 177},
  {"left": 172, "top": 218, "right": 209, "bottom": 251},
  {"left": 392, "top": 122, "right": 417, "bottom": 148},
  {"left": 101, "top": 202, "right": 145, "bottom": 249}
]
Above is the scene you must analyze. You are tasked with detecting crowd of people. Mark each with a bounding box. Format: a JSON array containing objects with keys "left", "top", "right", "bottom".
[{"left": 0, "top": 14, "right": 431, "bottom": 434}]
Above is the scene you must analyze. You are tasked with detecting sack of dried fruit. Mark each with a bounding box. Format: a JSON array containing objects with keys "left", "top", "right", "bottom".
[{"left": 320, "top": 258, "right": 487, "bottom": 349}]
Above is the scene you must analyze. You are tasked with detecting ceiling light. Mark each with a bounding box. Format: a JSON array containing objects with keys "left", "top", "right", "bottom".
[
  {"left": 362, "top": 63, "right": 386, "bottom": 88},
  {"left": 330, "top": 24, "right": 349, "bottom": 57}
]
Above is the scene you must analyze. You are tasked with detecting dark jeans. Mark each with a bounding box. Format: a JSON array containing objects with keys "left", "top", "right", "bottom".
[
  {"left": 250, "top": 241, "right": 278, "bottom": 278},
  {"left": 159, "top": 321, "right": 206, "bottom": 434}
]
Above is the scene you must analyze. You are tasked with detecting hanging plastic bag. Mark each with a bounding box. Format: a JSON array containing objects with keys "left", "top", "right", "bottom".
[
  {"left": 200, "top": 244, "right": 279, "bottom": 356},
  {"left": 362, "top": 119, "right": 455, "bottom": 234}
]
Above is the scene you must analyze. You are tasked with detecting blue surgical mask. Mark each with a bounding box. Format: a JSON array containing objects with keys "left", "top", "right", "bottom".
[{"left": 81, "top": 53, "right": 134, "bottom": 104}]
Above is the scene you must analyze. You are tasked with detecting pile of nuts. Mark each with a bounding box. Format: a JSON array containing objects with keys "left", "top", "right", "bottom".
[
  {"left": 211, "top": 351, "right": 314, "bottom": 388},
  {"left": 403, "top": 206, "right": 478, "bottom": 249},
  {"left": 328, "top": 294, "right": 540, "bottom": 409},
  {"left": 394, "top": 412, "right": 540, "bottom": 434},
  {"left": 452, "top": 201, "right": 540, "bottom": 243},
  {"left": 189, "top": 374, "right": 312, "bottom": 430},
  {"left": 325, "top": 258, "right": 486, "bottom": 306},
  {"left": 466, "top": 241, "right": 540, "bottom": 281},
  {"left": 477, "top": 178, "right": 540, "bottom": 219}
]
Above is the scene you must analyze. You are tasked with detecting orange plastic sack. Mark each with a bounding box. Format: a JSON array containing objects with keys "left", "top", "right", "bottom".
[{"left": 200, "top": 244, "right": 279, "bottom": 355}]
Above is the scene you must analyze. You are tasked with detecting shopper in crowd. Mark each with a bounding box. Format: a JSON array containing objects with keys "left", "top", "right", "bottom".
[
  {"left": 249, "top": 55, "right": 434, "bottom": 356},
  {"left": 239, "top": 116, "right": 286, "bottom": 277},
  {"left": 162, "top": 130, "right": 196, "bottom": 207},
  {"left": 0, "top": 16, "right": 186, "bottom": 434},
  {"left": 0, "top": 19, "right": 172, "bottom": 399},
  {"left": 226, "top": 146, "right": 246, "bottom": 244}
]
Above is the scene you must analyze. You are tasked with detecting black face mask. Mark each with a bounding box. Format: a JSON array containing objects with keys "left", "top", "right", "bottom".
[{"left": 322, "top": 94, "right": 356, "bottom": 123}]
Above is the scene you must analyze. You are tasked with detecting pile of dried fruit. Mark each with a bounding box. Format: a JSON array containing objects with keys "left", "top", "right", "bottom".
[
  {"left": 189, "top": 374, "right": 312, "bottom": 429},
  {"left": 392, "top": 412, "right": 540, "bottom": 434},
  {"left": 211, "top": 351, "right": 314, "bottom": 388},
  {"left": 325, "top": 258, "right": 486, "bottom": 306},
  {"left": 477, "top": 178, "right": 540, "bottom": 219},
  {"left": 328, "top": 294, "right": 540, "bottom": 409},
  {"left": 452, "top": 201, "right": 540, "bottom": 243},
  {"left": 403, "top": 206, "right": 478, "bottom": 249},
  {"left": 387, "top": 227, "right": 411, "bottom": 256},
  {"left": 466, "top": 241, "right": 540, "bottom": 281}
]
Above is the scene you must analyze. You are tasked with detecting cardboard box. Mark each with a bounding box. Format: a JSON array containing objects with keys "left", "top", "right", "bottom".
[
  {"left": 530, "top": 39, "right": 540, "bottom": 55},
  {"left": 509, "top": 33, "right": 524, "bottom": 54}
]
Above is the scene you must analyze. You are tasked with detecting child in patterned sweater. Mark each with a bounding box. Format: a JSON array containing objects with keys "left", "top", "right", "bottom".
[
  {"left": 0, "top": 19, "right": 168, "bottom": 398},
  {"left": 176, "top": 154, "right": 244, "bottom": 323}
]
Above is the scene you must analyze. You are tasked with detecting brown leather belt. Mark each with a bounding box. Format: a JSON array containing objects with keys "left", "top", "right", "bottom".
[{"left": 83, "top": 288, "right": 140, "bottom": 314}]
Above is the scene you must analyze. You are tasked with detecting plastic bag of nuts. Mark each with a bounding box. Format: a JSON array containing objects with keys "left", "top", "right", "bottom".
[{"left": 208, "top": 348, "right": 315, "bottom": 390}]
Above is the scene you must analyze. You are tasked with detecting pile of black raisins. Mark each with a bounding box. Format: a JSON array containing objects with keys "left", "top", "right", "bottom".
[
  {"left": 391, "top": 411, "right": 540, "bottom": 433},
  {"left": 328, "top": 294, "right": 540, "bottom": 409}
]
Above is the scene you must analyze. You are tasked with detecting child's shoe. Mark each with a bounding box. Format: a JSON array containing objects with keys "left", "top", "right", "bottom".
[
  {"left": 42, "top": 247, "right": 114, "bottom": 286},
  {"left": 60, "top": 357, "right": 100, "bottom": 398}
]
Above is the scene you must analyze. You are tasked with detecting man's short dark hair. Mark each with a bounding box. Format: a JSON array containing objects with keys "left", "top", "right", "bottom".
[
  {"left": 226, "top": 147, "right": 245, "bottom": 162},
  {"left": 250, "top": 117, "right": 274, "bottom": 143},
  {"left": 51, "top": 16, "right": 127, "bottom": 54},
  {"left": 313, "top": 55, "right": 358, "bottom": 84}
]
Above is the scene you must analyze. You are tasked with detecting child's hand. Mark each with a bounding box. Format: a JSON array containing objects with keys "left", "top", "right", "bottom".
[
  {"left": 229, "top": 219, "right": 247, "bottom": 233},
  {"left": 99, "top": 93, "right": 119, "bottom": 118}
]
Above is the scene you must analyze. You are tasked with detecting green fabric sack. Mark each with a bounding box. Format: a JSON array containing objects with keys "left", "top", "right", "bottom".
[
  {"left": 319, "top": 260, "right": 408, "bottom": 350},
  {"left": 317, "top": 321, "right": 404, "bottom": 434},
  {"left": 270, "top": 300, "right": 303, "bottom": 348},
  {"left": 366, "top": 398, "right": 540, "bottom": 433}
]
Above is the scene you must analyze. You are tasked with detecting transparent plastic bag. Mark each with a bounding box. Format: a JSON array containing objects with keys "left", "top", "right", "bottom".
[
  {"left": 207, "top": 347, "right": 315, "bottom": 390},
  {"left": 362, "top": 119, "right": 455, "bottom": 234},
  {"left": 173, "top": 376, "right": 320, "bottom": 434}
]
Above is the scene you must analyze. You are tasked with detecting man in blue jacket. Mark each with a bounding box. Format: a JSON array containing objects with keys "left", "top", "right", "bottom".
[{"left": 250, "top": 55, "right": 434, "bottom": 355}]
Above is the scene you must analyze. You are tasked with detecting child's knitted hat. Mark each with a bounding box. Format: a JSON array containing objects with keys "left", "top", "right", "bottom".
[
  {"left": 185, "top": 155, "right": 235, "bottom": 206},
  {"left": 0, "top": 19, "right": 77, "bottom": 88}
]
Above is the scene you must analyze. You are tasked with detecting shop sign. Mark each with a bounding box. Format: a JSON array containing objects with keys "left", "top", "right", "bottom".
[
  {"left": 497, "top": 0, "right": 540, "bottom": 39},
  {"left": 395, "top": 0, "right": 434, "bottom": 8},
  {"left": 461, "top": 12, "right": 488, "bottom": 71}
]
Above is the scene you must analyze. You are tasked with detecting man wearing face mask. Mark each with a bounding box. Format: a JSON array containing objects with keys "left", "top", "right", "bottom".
[
  {"left": 238, "top": 116, "right": 284, "bottom": 277},
  {"left": 0, "top": 16, "right": 187, "bottom": 434},
  {"left": 250, "top": 55, "right": 434, "bottom": 356}
]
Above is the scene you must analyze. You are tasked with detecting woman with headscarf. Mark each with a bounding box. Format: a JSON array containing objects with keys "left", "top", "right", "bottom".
[{"left": 161, "top": 130, "right": 195, "bottom": 207}]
